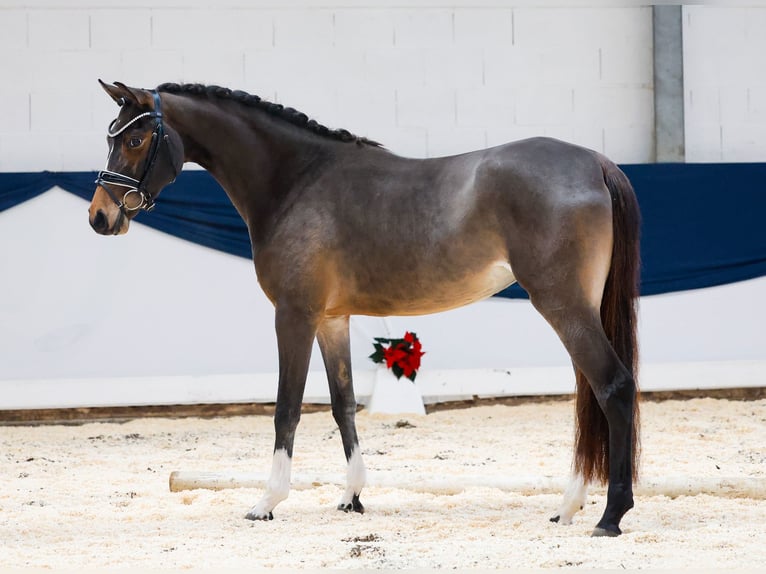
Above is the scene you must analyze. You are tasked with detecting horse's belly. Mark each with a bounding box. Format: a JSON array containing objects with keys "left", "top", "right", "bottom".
[
  {"left": 378, "top": 260, "right": 516, "bottom": 316},
  {"left": 450, "top": 260, "right": 515, "bottom": 306},
  {"left": 465, "top": 260, "right": 516, "bottom": 302}
]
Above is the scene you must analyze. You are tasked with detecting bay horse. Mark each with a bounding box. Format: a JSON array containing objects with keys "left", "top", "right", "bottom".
[{"left": 89, "top": 81, "right": 641, "bottom": 537}]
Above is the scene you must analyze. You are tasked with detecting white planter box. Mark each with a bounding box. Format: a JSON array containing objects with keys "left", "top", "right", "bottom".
[{"left": 366, "top": 368, "right": 426, "bottom": 415}]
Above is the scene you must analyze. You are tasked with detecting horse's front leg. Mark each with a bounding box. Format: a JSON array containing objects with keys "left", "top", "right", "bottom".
[
  {"left": 316, "top": 316, "right": 366, "bottom": 514},
  {"left": 245, "top": 305, "right": 317, "bottom": 521},
  {"left": 550, "top": 472, "right": 588, "bottom": 525}
]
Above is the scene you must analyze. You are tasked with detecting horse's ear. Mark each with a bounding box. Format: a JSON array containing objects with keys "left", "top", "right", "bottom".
[
  {"left": 99, "top": 79, "right": 132, "bottom": 106},
  {"left": 98, "top": 80, "right": 152, "bottom": 107}
]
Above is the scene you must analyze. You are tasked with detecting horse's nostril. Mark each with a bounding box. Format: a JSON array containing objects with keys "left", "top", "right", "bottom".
[{"left": 91, "top": 209, "right": 108, "bottom": 233}]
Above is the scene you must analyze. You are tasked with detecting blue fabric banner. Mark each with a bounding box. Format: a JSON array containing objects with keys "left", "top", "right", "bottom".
[{"left": 1, "top": 164, "right": 765, "bottom": 298}]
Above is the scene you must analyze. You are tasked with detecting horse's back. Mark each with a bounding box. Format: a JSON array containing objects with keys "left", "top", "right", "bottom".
[{"left": 259, "top": 136, "right": 615, "bottom": 317}]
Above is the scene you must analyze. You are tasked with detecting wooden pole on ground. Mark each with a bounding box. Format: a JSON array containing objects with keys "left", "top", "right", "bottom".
[{"left": 169, "top": 471, "right": 766, "bottom": 499}]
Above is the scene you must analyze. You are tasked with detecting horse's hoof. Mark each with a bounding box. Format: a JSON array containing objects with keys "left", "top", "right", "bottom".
[
  {"left": 549, "top": 515, "right": 560, "bottom": 523},
  {"left": 337, "top": 494, "right": 364, "bottom": 514},
  {"left": 245, "top": 510, "right": 274, "bottom": 521},
  {"left": 591, "top": 526, "right": 621, "bottom": 537}
]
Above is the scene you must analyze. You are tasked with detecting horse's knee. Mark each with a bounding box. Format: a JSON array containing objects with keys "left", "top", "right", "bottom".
[{"left": 331, "top": 401, "right": 357, "bottom": 429}]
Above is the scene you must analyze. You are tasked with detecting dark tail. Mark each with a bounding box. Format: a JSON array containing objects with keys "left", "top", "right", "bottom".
[{"left": 574, "top": 155, "right": 641, "bottom": 484}]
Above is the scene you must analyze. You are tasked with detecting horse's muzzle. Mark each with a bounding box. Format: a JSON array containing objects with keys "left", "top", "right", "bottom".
[
  {"left": 90, "top": 209, "right": 110, "bottom": 234},
  {"left": 89, "top": 207, "right": 128, "bottom": 235}
]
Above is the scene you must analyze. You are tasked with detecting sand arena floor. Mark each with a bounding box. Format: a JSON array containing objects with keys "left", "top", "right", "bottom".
[{"left": 1, "top": 397, "right": 765, "bottom": 570}]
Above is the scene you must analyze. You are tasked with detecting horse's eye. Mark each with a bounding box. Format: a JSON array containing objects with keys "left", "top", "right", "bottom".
[{"left": 128, "top": 137, "right": 143, "bottom": 148}]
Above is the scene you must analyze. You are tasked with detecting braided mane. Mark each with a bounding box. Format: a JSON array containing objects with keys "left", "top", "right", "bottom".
[{"left": 157, "top": 83, "right": 382, "bottom": 148}]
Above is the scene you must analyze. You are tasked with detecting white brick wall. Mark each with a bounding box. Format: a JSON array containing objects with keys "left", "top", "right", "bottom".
[
  {"left": 683, "top": 6, "right": 766, "bottom": 162},
  {"left": 4, "top": 3, "right": 754, "bottom": 171}
]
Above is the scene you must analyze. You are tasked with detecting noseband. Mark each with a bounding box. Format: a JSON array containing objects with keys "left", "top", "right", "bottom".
[{"left": 95, "top": 90, "right": 175, "bottom": 218}]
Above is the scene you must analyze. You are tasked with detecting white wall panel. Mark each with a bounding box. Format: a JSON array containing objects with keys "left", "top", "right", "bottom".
[
  {"left": 28, "top": 9, "right": 90, "bottom": 50},
  {"left": 1, "top": 3, "right": 662, "bottom": 169},
  {"left": 0, "top": 9, "right": 27, "bottom": 48},
  {"left": 683, "top": 6, "right": 766, "bottom": 162},
  {"left": 90, "top": 10, "right": 152, "bottom": 50}
]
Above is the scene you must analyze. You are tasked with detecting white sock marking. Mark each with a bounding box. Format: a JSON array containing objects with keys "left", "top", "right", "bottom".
[
  {"left": 553, "top": 473, "right": 588, "bottom": 525},
  {"left": 248, "top": 448, "right": 292, "bottom": 518},
  {"left": 339, "top": 447, "right": 367, "bottom": 506}
]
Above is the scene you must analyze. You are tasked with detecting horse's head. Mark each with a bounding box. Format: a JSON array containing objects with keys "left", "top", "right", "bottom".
[{"left": 89, "top": 80, "right": 184, "bottom": 235}]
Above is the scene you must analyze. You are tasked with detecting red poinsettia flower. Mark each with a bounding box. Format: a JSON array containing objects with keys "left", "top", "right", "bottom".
[
  {"left": 369, "top": 332, "right": 425, "bottom": 382},
  {"left": 383, "top": 343, "right": 407, "bottom": 369}
]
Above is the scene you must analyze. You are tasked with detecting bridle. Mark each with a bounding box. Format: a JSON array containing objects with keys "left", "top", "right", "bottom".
[{"left": 95, "top": 90, "right": 177, "bottom": 221}]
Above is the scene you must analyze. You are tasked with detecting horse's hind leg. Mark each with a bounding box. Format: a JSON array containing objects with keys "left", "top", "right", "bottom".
[
  {"left": 245, "top": 305, "right": 317, "bottom": 521},
  {"left": 531, "top": 298, "right": 636, "bottom": 536},
  {"left": 317, "top": 316, "right": 366, "bottom": 513}
]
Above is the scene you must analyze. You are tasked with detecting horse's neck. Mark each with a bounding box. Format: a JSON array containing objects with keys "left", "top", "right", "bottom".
[{"left": 163, "top": 94, "right": 326, "bottom": 232}]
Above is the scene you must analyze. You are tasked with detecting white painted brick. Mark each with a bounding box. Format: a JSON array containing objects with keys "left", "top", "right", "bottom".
[
  {"left": 719, "top": 87, "right": 748, "bottom": 126},
  {"left": 599, "top": 12, "right": 652, "bottom": 84},
  {"left": 603, "top": 125, "right": 653, "bottom": 164},
  {"left": 152, "top": 9, "right": 273, "bottom": 51},
  {"left": 686, "top": 87, "right": 720, "bottom": 125},
  {"left": 333, "top": 9, "right": 394, "bottom": 48},
  {"left": 245, "top": 48, "right": 364, "bottom": 97},
  {"left": 90, "top": 10, "right": 151, "bottom": 50},
  {"left": 747, "top": 87, "right": 766, "bottom": 124},
  {"left": 93, "top": 89, "right": 120, "bottom": 134},
  {"left": 336, "top": 86, "right": 396, "bottom": 134},
  {"left": 59, "top": 131, "right": 105, "bottom": 171},
  {"left": 0, "top": 91, "right": 30, "bottom": 132},
  {"left": 423, "top": 47, "right": 484, "bottom": 89},
  {"left": 121, "top": 49, "right": 184, "bottom": 87},
  {"left": 31, "top": 91, "right": 86, "bottom": 133},
  {"left": 182, "top": 50, "right": 245, "bottom": 87},
  {"left": 513, "top": 45, "right": 600, "bottom": 87},
  {"left": 396, "top": 87, "right": 454, "bottom": 130},
  {"left": 482, "top": 45, "right": 523, "bottom": 90},
  {"left": 514, "top": 8, "right": 604, "bottom": 51},
  {"left": 273, "top": 84, "right": 338, "bottom": 129},
  {"left": 542, "top": 125, "right": 575, "bottom": 144},
  {"left": 28, "top": 10, "right": 89, "bottom": 50},
  {"left": 721, "top": 124, "right": 766, "bottom": 162},
  {"left": 744, "top": 8, "right": 766, "bottom": 70},
  {"left": 392, "top": 9, "right": 452, "bottom": 48},
  {"left": 426, "top": 126, "right": 486, "bottom": 158},
  {"left": 683, "top": 7, "right": 747, "bottom": 88},
  {"left": 683, "top": 6, "right": 766, "bottom": 161},
  {"left": 685, "top": 123, "right": 722, "bottom": 163},
  {"left": 274, "top": 9, "right": 334, "bottom": 49},
  {"left": 0, "top": 132, "right": 62, "bottom": 171},
  {"left": 574, "top": 86, "right": 653, "bottom": 128},
  {"left": 0, "top": 49, "right": 34, "bottom": 90},
  {"left": 485, "top": 125, "right": 540, "bottom": 148},
  {"left": 30, "top": 51, "right": 116, "bottom": 93},
  {"left": 371, "top": 126, "right": 427, "bottom": 158},
  {"left": 516, "top": 86, "right": 574, "bottom": 126},
  {"left": 599, "top": 41, "right": 652, "bottom": 86},
  {"left": 365, "top": 47, "right": 425, "bottom": 89},
  {"left": 0, "top": 10, "right": 27, "bottom": 49},
  {"left": 455, "top": 87, "right": 514, "bottom": 128},
  {"left": 453, "top": 9, "right": 512, "bottom": 47},
  {"left": 572, "top": 124, "right": 605, "bottom": 154},
  {"left": 592, "top": 7, "right": 652, "bottom": 52},
  {"left": 242, "top": 50, "right": 281, "bottom": 98}
]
